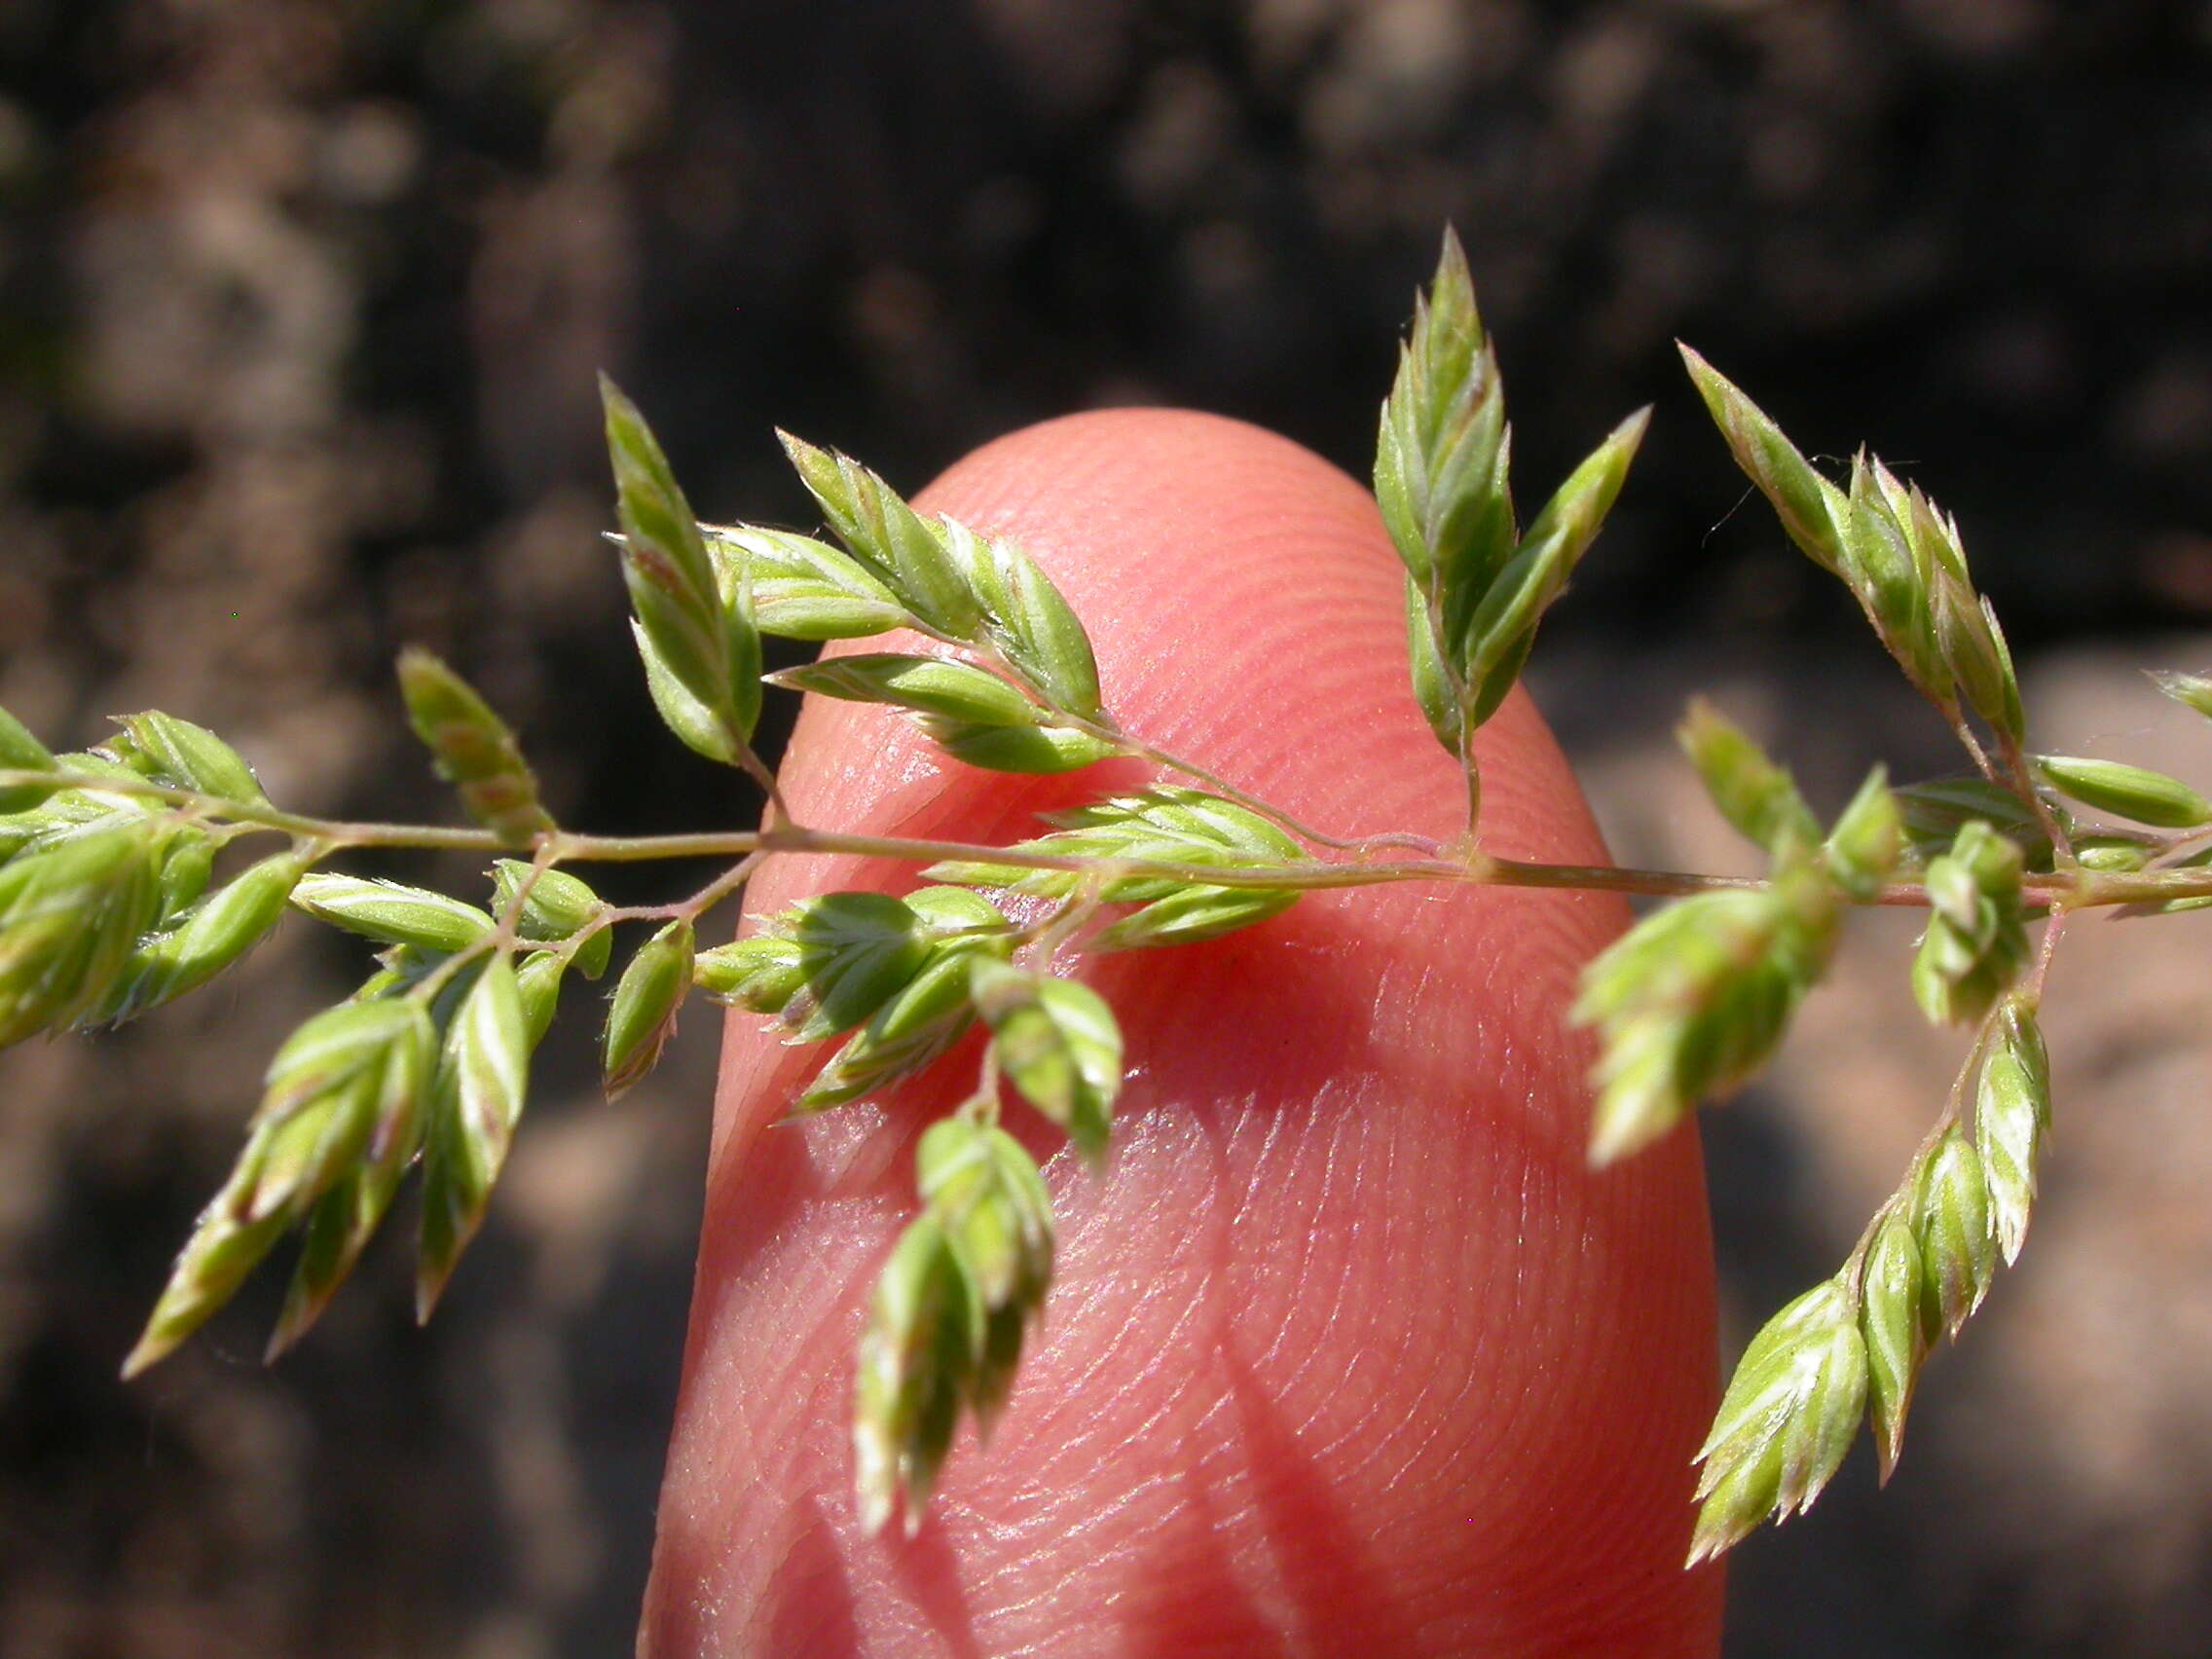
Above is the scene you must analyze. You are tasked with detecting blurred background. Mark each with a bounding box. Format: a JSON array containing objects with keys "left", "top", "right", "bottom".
[{"left": 0, "top": 1, "right": 2208, "bottom": 1654}]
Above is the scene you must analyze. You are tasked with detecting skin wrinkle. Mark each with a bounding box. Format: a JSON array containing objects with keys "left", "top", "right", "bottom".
[
  {"left": 1095, "top": 1273, "right": 1211, "bottom": 1454},
  {"left": 1357, "top": 1238, "right": 1509, "bottom": 1514},
  {"left": 1219, "top": 1382, "right": 1422, "bottom": 1655},
  {"left": 1026, "top": 1159, "right": 1291, "bottom": 1637},
  {"left": 643, "top": 410, "right": 1719, "bottom": 1657},
  {"left": 1307, "top": 1357, "right": 1416, "bottom": 1507},
  {"left": 1225, "top": 1086, "right": 1289, "bottom": 1237},
  {"left": 1043, "top": 1209, "right": 1219, "bottom": 1479},
  {"left": 1362, "top": 1194, "right": 1522, "bottom": 1494},
  {"left": 1243, "top": 1119, "right": 1346, "bottom": 1410},
  {"left": 1282, "top": 1013, "right": 1486, "bottom": 1494},
  {"left": 1522, "top": 1241, "right": 1705, "bottom": 1639},
  {"left": 1474, "top": 1257, "right": 1572, "bottom": 1547},
  {"left": 1522, "top": 1415, "right": 1676, "bottom": 1643},
  {"left": 757, "top": 1500, "right": 863, "bottom": 1653},
  {"left": 1113, "top": 1465, "right": 1284, "bottom": 1656},
  {"left": 1272, "top": 1102, "right": 1394, "bottom": 1465},
  {"left": 1253, "top": 1078, "right": 1445, "bottom": 1526},
  {"left": 1431, "top": 1094, "right": 1558, "bottom": 1518},
  {"left": 738, "top": 1216, "right": 882, "bottom": 1439}
]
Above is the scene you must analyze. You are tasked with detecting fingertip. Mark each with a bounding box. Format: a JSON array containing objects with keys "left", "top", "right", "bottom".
[{"left": 645, "top": 407, "right": 1721, "bottom": 1658}]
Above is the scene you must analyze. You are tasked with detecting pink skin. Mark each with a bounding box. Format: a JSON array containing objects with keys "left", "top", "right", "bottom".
[{"left": 640, "top": 410, "right": 1723, "bottom": 1657}]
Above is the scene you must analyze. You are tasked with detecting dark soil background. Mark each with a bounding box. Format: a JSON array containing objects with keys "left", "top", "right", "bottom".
[{"left": 1, "top": 1, "right": 2208, "bottom": 1654}]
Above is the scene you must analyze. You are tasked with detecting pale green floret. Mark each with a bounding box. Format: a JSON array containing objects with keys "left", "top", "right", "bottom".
[
  {"left": 489, "top": 860, "right": 612, "bottom": 978},
  {"left": 923, "top": 719, "right": 1119, "bottom": 775},
  {"left": 766, "top": 654, "right": 1121, "bottom": 776},
  {"left": 780, "top": 430, "right": 979, "bottom": 637},
  {"left": 0, "top": 819, "right": 169, "bottom": 1049},
  {"left": 1912, "top": 1128, "right": 1997, "bottom": 1344},
  {"left": 1824, "top": 767, "right": 1902, "bottom": 902},
  {"left": 602, "top": 919, "right": 694, "bottom": 1098},
  {"left": 934, "top": 516, "right": 1103, "bottom": 719},
  {"left": 1974, "top": 999, "right": 2049, "bottom": 1268},
  {"left": 127, "top": 999, "right": 433, "bottom": 1377},
  {"left": 1678, "top": 345, "right": 1850, "bottom": 576},
  {"left": 420, "top": 951, "right": 535, "bottom": 1318},
  {"left": 398, "top": 649, "right": 555, "bottom": 847},
  {"left": 291, "top": 872, "right": 495, "bottom": 955},
  {"left": 605, "top": 377, "right": 762, "bottom": 766},
  {"left": 794, "top": 942, "right": 1000, "bottom": 1115},
  {"left": 1577, "top": 855, "right": 1838, "bottom": 1167},
  {"left": 0, "top": 704, "right": 60, "bottom": 814},
  {"left": 90, "top": 849, "right": 312, "bottom": 1026},
  {"left": 2149, "top": 669, "right": 2212, "bottom": 721},
  {"left": 927, "top": 788, "right": 1305, "bottom": 945},
  {"left": 1678, "top": 698, "right": 1819, "bottom": 851},
  {"left": 693, "top": 934, "right": 807, "bottom": 1012},
  {"left": 971, "top": 959, "right": 1123, "bottom": 1162},
  {"left": 852, "top": 1212, "right": 983, "bottom": 1536},
  {"left": 1690, "top": 1278, "right": 1867, "bottom": 1565},
  {"left": 1909, "top": 821, "right": 2028, "bottom": 1027},
  {"left": 2070, "top": 833, "right": 2154, "bottom": 872},
  {"left": 701, "top": 524, "right": 908, "bottom": 641},
  {"left": 2035, "top": 755, "right": 2212, "bottom": 830},
  {"left": 770, "top": 653, "right": 1039, "bottom": 725},
  {"left": 109, "top": 710, "right": 268, "bottom": 804},
  {"left": 1860, "top": 1214, "right": 1929, "bottom": 1483}
]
